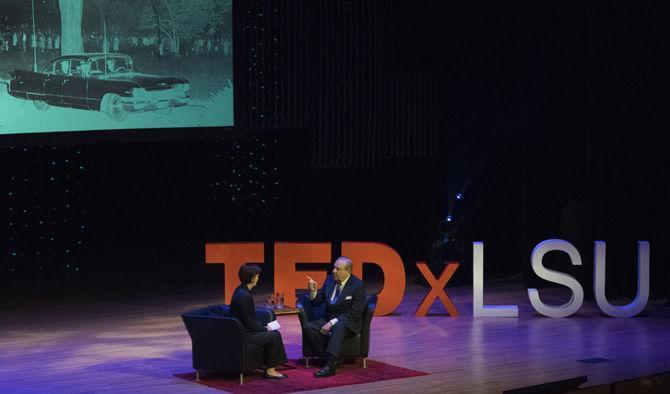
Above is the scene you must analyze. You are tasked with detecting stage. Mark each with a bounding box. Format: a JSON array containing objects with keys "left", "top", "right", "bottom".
[{"left": 2, "top": 279, "right": 670, "bottom": 393}]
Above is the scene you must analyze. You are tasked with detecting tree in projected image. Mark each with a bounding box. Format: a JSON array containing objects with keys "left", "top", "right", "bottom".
[
  {"left": 25, "top": 0, "right": 231, "bottom": 56},
  {"left": 59, "top": 0, "right": 84, "bottom": 54},
  {"left": 136, "top": 0, "right": 232, "bottom": 55}
]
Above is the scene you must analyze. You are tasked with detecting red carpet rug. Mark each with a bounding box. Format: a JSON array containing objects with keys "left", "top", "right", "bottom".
[{"left": 174, "top": 359, "right": 429, "bottom": 393}]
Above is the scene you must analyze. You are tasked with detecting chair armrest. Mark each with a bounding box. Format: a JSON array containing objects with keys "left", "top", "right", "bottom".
[
  {"left": 296, "top": 294, "right": 318, "bottom": 326},
  {"left": 182, "top": 314, "right": 246, "bottom": 344},
  {"left": 254, "top": 306, "right": 276, "bottom": 326}
]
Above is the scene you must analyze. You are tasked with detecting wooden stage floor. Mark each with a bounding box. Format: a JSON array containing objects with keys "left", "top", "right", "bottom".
[{"left": 2, "top": 279, "right": 670, "bottom": 393}]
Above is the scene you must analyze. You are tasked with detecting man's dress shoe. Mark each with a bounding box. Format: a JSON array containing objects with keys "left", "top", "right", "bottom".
[{"left": 314, "top": 365, "right": 336, "bottom": 378}]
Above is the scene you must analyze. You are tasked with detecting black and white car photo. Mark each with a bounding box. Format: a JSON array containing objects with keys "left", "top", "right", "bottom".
[
  {"left": 9, "top": 53, "right": 190, "bottom": 120},
  {"left": 0, "top": 0, "right": 232, "bottom": 134}
]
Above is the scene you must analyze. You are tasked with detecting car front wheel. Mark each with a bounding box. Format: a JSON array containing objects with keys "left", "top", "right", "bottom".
[
  {"left": 101, "top": 93, "right": 127, "bottom": 121},
  {"left": 155, "top": 103, "right": 173, "bottom": 115}
]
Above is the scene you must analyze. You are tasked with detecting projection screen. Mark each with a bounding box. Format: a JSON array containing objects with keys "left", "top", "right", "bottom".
[{"left": 0, "top": 0, "right": 233, "bottom": 135}]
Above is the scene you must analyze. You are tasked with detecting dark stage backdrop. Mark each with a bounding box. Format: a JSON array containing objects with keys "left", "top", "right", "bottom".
[
  {"left": 0, "top": 131, "right": 446, "bottom": 305},
  {"left": 1, "top": 0, "right": 669, "bottom": 306}
]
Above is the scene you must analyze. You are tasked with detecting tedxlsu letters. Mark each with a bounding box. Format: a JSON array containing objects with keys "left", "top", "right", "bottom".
[{"left": 205, "top": 240, "right": 650, "bottom": 319}]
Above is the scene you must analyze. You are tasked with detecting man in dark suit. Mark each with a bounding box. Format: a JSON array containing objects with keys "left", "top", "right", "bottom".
[{"left": 304, "top": 256, "right": 367, "bottom": 378}]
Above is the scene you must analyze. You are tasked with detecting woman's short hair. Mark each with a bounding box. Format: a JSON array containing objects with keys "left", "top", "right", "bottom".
[{"left": 239, "top": 264, "right": 262, "bottom": 285}]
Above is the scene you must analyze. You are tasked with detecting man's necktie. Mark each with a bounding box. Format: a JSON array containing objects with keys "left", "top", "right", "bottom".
[{"left": 331, "top": 283, "right": 341, "bottom": 304}]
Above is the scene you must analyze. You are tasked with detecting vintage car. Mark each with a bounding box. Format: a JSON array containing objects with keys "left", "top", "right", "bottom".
[{"left": 8, "top": 53, "right": 189, "bottom": 120}]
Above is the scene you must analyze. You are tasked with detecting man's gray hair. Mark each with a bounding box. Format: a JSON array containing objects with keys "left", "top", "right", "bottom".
[{"left": 336, "top": 256, "right": 353, "bottom": 272}]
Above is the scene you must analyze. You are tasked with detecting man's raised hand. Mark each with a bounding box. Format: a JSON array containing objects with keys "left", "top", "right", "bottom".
[{"left": 307, "top": 276, "right": 317, "bottom": 291}]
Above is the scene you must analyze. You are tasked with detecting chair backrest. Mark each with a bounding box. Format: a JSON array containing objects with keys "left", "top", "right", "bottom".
[
  {"left": 182, "top": 304, "right": 230, "bottom": 318},
  {"left": 363, "top": 295, "right": 377, "bottom": 327},
  {"left": 361, "top": 295, "right": 377, "bottom": 335},
  {"left": 359, "top": 295, "right": 377, "bottom": 356}
]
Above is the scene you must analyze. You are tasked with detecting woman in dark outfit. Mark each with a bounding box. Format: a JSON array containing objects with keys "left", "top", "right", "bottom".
[{"left": 230, "top": 264, "right": 289, "bottom": 379}]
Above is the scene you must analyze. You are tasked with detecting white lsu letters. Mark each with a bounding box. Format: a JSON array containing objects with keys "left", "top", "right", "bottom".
[{"left": 473, "top": 239, "right": 650, "bottom": 318}]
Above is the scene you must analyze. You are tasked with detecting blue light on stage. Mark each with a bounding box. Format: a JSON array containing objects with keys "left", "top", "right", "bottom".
[
  {"left": 456, "top": 193, "right": 463, "bottom": 200},
  {"left": 446, "top": 215, "right": 453, "bottom": 222}
]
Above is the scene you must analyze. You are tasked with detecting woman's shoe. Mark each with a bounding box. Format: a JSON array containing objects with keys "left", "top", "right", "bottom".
[{"left": 264, "top": 372, "right": 288, "bottom": 379}]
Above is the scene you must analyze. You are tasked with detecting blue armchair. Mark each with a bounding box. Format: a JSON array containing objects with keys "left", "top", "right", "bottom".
[
  {"left": 296, "top": 294, "right": 377, "bottom": 368},
  {"left": 181, "top": 304, "right": 275, "bottom": 384}
]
